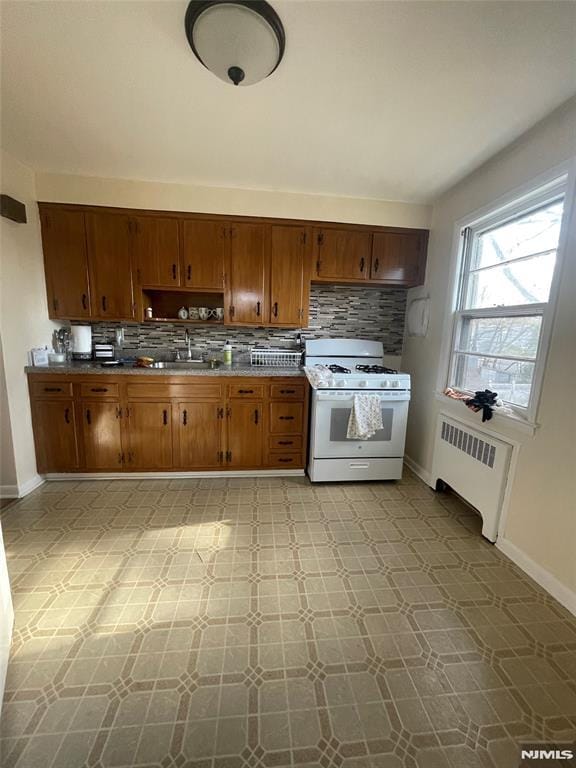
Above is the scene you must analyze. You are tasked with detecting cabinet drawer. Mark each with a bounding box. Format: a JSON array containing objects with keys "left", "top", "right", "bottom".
[
  {"left": 126, "top": 383, "right": 222, "bottom": 400},
  {"left": 269, "top": 435, "right": 303, "bottom": 451},
  {"left": 79, "top": 383, "right": 119, "bottom": 399},
  {"left": 269, "top": 383, "right": 305, "bottom": 400},
  {"left": 267, "top": 452, "right": 303, "bottom": 468},
  {"left": 269, "top": 403, "right": 304, "bottom": 433},
  {"left": 228, "top": 383, "right": 264, "bottom": 399},
  {"left": 30, "top": 381, "right": 73, "bottom": 398}
]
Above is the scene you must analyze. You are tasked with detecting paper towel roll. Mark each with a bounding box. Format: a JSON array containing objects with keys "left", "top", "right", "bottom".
[{"left": 71, "top": 325, "right": 92, "bottom": 357}]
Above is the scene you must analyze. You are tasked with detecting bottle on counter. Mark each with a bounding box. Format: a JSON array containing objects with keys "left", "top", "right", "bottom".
[{"left": 223, "top": 340, "right": 232, "bottom": 365}]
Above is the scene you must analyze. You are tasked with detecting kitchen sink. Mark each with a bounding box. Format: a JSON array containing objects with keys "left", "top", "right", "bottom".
[{"left": 149, "top": 360, "right": 221, "bottom": 370}]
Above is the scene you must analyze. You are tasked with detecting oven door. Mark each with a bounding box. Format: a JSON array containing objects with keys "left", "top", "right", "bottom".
[{"left": 312, "top": 390, "right": 410, "bottom": 459}]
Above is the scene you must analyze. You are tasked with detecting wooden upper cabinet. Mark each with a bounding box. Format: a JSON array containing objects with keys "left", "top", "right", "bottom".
[
  {"left": 133, "top": 216, "right": 180, "bottom": 287},
  {"left": 269, "top": 226, "right": 310, "bottom": 327},
  {"left": 40, "top": 208, "right": 91, "bottom": 319},
  {"left": 86, "top": 212, "right": 134, "bottom": 320},
  {"left": 225, "top": 223, "right": 267, "bottom": 325},
  {"left": 313, "top": 228, "right": 372, "bottom": 282},
  {"left": 181, "top": 220, "right": 226, "bottom": 290},
  {"left": 371, "top": 232, "right": 426, "bottom": 286}
]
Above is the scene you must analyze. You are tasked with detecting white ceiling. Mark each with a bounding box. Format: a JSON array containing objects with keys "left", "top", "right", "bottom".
[{"left": 1, "top": 1, "right": 575, "bottom": 203}]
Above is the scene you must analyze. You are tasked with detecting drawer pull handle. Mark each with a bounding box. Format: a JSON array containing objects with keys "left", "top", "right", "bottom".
[
  {"left": 187, "top": 264, "right": 192, "bottom": 281},
  {"left": 256, "top": 301, "right": 261, "bottom": 317},
  {"left": 279, "top": 389, "right": 296, "bottom": 394},
  {"left": 91, "top": 387, "right": 108, "bottom": 392},
  {"left": 64, "top": 408, "right": 70, "bottom": 424},
  {"left": 278, "top": 458, "right": 293, "bottom": 463},
  {"left": 278, "top": 440, "right": 293, "bottom": 445},
  {"left": 81, "top": 293, "right": 88, "bottom": 310},
  {"left": 163, "top": 409, "right": 168, "bottom": 426},
  {"left": 238, "top": 389, "right": 254, "bottom": 394},
  {"left": 254, "top": 409, "right": 259, "bottom": 425},
  {"left": 44, "top": 387, "right": 62, "bottom": 392},
  {"left": 86, "top": 409, "right": 91, "bottom": 425},
  {"left": 182, "top": 409, "right": 188, "bottom": 425},
  {"left": 101, "top": 296, "right": 107, "bottom": 312},
  {"left": 359, "top": 257, "right": 365, "bottom": 273},
  {"left": 172, "top": 263, "right": 177, "bottom": 280},
  {"left": 279, "top": 416, "right": 295, "bottom": 420},
  {"left": 273, "top": 302, "right": 278, "bottom": 317},
  {"left": 373, "top": 257, "right": 379, "bottom": 274}
]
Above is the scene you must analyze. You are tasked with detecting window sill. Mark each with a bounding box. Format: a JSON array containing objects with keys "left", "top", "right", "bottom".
[{"left": 434, "top": 392, "right": 538, "bottom": 436}]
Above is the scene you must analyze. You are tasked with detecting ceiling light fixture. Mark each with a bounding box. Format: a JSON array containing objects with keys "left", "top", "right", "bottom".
[{"left": 184, "top": 0, "right": 285, "bottom": 87}]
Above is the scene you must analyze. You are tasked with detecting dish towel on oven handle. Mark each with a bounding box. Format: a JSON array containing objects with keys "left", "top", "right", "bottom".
[{"left": 346, "top": 394, "right": 383, "bottom": 440}]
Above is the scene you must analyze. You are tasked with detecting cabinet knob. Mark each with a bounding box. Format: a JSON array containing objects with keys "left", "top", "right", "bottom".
[
  {"left": 182, "top": 409, "right": 188, "bottom": 425},
  {"left": 172, "top": 263, "right": 177, "bottom": 280},
  {"left": 86, "top": 409, "right": 92, "bottom": 425},
  {"left": 254, "top": 408, "right": 259, "bottom": 425},
  {"left": 273, "top": 302, "right": 278, "bottom": 318},
  {"left": 187, "top": 265, "right": 192, "bottom": 281},
  {"left": 256, "top": 301, "right": 261, "bottom": 317},
  {"left": 101, "top": 296, "right": 107, "bottom": 312},
  {"left": 373, "top": 257, "right": 379, "bottom": 274},
  {"left": 81, "top": 294, "right": 88, "bottom": 310},
  {"left": 163, "top": 409, "right": 168, "bottom": 425},
  {"left": 64, "top": 408, "right": 70, "bottom": 424},
  {"left": 359, "top": 257, "right": 365, "bottom": 273}
]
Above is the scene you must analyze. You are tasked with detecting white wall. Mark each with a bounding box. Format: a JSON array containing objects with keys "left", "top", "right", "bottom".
[
  {"left": 0, "top": 335, "right": 18, "bottom": 496},
  {"left": 402, "top": 98, "right": 576, "bottom": 602},
  {"left": 0, "top": 150, "right": 57, "bottom": 496},
  {"left": 35, "top": 173, "right": 431, "bottom": 229}
]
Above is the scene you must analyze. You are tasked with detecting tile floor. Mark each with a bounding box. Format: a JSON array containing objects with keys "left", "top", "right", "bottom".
[{"left": 1, "top": 472, "right": 575, "bottom": 768}]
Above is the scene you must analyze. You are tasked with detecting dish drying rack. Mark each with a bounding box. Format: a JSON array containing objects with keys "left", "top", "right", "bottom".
[{"left": 250, "top": 348, "right": 302, "bottom": 367}]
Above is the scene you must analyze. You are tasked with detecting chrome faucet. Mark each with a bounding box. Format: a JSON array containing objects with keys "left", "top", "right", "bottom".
[{"left": 185, "top": 328, "right": 192, "bottom": 360}]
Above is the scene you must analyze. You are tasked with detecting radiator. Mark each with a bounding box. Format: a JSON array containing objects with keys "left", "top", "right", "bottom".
[{"left": 430, "top": 414, "right": 513, "bottom": 542}]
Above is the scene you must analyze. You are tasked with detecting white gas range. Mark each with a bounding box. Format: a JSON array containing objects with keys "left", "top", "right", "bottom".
[{"left": 304, "top": 339, "right": 411, "bottom": 482}]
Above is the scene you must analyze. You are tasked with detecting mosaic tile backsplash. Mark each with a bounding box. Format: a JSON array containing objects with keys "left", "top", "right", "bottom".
[{"left": 87, "top": 285, "right": 406, "bottom": 357}]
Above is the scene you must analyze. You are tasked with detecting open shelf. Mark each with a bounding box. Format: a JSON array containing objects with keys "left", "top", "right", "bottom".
[
  {"left": 144, "top": 317, "right": 224, "bottom": 325},
  {"left": 141, "top": 288, "right": 224, "bottom": 324}
]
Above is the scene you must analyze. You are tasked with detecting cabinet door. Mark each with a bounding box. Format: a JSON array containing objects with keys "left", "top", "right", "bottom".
[
  {"left": 176, "top": 402, "right": 223, "bottom": 468},
  {"left": 31, "top": 400, "right": 79, "bottom": 471},
  {"left": 371, "top": 232, "right": 426, "bottom": 286},
  {"left": 86, "top": 212, "right": 134, "bottom": 319},
  {"left": 181, "top": 220, "right": 226, "bottom": 290},
  {"left": 126, "top": 402, "right": 173, "bottom": 469},
  {"left": 81, "top": 402, "right": 123, "bottom": 470},
  {"left": 227, "top": 401, "right": 263, "bottom": 468},
  {"left": 40, "top": 209, "right": 91, "bottom": 319},
  {"left": 226, "top": 223, "right": 267, "bottom": 325},
  {"left": 313, "top": 228, "right": 372, "bottom": 281},
  {"left": 269, "top": 226, "right": 309, "bottom": 327},
  {"left": 134, "top": 216, "right": 180, "bottom": 287}
]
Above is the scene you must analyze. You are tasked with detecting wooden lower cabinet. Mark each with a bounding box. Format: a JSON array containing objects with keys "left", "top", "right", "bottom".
[
  {"left": 81, "top": 401, "right": 123, "bottom": 470},
  {"left": 31, "top": 400, "right": 79, "bottom": 472},
  {"left": 226, "top": 401, "right": 264, "bottom": 468},
  {"left": 28, "top": 375, "right": 308, "bottom": 473},
  {"left": 175, "top": 402, "right": 224, "bottom": 469},
  {"left": 126, "top": 402, "right": 173, "bottom": 469}
]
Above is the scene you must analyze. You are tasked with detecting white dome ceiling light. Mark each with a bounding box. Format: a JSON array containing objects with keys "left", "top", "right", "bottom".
[{"left": 185, "top": 1, "right": 285, "bottom": 87}]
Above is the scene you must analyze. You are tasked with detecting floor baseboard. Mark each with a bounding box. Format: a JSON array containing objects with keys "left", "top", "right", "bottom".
[
  {"left": 403, "top": 455, "right": 432, "bottom": 486},
  {"left": 0, "top": 474, "right": 44, "bottom": 500},
  {"left": 496, "top": 537, "right": 576, "bottom": 617},
  {"left": 44, "top": 469, "right": 305, "bottom": 480}
]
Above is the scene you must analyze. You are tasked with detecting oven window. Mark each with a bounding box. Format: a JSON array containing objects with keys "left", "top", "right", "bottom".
[{"left": 329, "top": 408, "right": 393, "bottom": 442}]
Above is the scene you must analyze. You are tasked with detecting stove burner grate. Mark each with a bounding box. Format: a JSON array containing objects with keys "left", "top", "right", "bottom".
[
  {"left": 355, "top": 364, "right": 398, "bottom": 374},
  {"left": 328, "top": 364, "right": 351, "bottom": 374}
]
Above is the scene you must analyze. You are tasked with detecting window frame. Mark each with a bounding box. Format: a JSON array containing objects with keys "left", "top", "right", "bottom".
[{"left": 443, "top": 171, "right": 571, "bottom": 427}]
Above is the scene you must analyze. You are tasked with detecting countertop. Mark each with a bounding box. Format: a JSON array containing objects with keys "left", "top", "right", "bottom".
[{"left": 25, "top": 361, "right": 305, "bottom": 378}]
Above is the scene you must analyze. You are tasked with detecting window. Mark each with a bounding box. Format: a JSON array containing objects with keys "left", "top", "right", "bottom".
[{"left": 448, "top": 181, "right": 566, "bottom": 420}]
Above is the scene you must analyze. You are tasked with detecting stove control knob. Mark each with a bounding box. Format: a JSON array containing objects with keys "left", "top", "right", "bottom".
[
  {"left": 337, "top": 380, "right": 346, "bottom": 387},
  {"left": 381, "top": 380, "right": 389, "bottom": 389},
  {"left": 392, "top": 380, "right": 399, "bottom": 388},
  {"left": 359, "top": 380, "right": 367, "bottom": 388}
]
